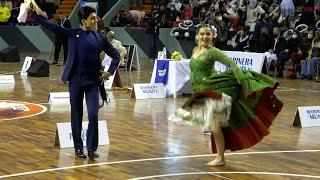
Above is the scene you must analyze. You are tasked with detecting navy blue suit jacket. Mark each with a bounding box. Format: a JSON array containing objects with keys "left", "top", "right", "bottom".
[{"left": 31, "top": 13, "right": 120, "bottom": 82}]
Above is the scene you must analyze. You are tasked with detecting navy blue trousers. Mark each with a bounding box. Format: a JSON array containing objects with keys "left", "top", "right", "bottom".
[{"left": 69, "top": 78, "right": 99, "bottom": 151}]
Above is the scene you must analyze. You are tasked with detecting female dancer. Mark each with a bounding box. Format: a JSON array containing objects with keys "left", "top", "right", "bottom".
[{"left": 171, "top": 24, "right": 283, "bottom": 166}]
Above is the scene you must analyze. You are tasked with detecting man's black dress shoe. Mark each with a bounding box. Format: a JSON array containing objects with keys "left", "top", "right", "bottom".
[
  {"left": 75, "top": 149, "right": 87, "bottom": 158},
  {"left": 88, "top": 150, "right": 99, "bottom": 159}
]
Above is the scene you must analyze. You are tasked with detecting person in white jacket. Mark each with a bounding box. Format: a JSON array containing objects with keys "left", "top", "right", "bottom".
[{"left": 107, "top": 31, "right": 127, "bottom": 66}]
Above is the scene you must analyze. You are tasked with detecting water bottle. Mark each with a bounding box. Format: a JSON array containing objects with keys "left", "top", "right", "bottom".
[{"left": 163, "top": 47, "right": 167, "bottom": 59}]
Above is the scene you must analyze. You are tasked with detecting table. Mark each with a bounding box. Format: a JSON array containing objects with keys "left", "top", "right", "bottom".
[
  {"left": 150, "top": 60, "right": 193, "bottom": 98},
  {"left": 150, "top": 51, "right": 265, "bottom": 98}
]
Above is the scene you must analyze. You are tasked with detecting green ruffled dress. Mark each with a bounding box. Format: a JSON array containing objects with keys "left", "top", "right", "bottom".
[{"left": 174, "top": 46, "right": 283, "bottom": 153}]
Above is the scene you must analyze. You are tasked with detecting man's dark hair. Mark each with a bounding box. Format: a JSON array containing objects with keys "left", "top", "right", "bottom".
[{"left": 78, "top": 6, "right": 96, "bottom": 25}]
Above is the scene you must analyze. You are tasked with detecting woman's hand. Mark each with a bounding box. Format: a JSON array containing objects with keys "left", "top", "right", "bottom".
[{"left": 26, "top": 0, "right": 48, "bottom": 19}]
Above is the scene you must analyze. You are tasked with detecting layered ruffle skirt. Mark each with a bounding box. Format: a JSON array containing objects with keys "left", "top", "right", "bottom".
[{"left": 170, "top": 70, "right": 283, "bottom": 153}]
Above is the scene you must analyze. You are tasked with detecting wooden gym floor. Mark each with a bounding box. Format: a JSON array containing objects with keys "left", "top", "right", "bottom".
[{"left": 0, "top": 53, "right": 320, "bottom": 179}]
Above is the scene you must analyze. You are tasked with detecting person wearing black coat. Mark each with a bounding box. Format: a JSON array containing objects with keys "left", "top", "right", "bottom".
[{"left": 52, "top": 13, "right": 71, "bottom": 65}]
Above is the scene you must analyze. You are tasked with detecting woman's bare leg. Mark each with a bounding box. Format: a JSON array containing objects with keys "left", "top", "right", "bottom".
[{"left": 206, "top": 120, "right": 225, "bottom": 166}]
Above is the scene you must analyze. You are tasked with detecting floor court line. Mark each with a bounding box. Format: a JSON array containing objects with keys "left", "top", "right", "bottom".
[
  {"left": 190, "top": 167, "right": 234, "bottom": 180},
  {"left": 129, "top": 171, "right": 320, "bottom": 180},
  {"left": 2, "top": 71, "right": 21, "bottom": 75},
  {"left": 279, "top": 86, "right": 320, "bottom": 93},
  {"left": 0, "top": 149, "right": 319, "bottom": 178}
]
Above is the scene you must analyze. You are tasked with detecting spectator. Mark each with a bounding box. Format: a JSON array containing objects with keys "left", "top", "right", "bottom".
[
  {"left": 234, "top": 26, "right": 251, "bottom": 51},
  {"left": 256, "top": 27, "right": 272, "bottom": 53},
  {"left": 166, "top": 3, "right": 179, "bottom": 26},
  {"left": 107, "top": 31, "right": 127, "bottom": 66},
  {"left": 301, "top": 30, "right": 320, "bottom": 79},
  {"left": 110, "top": 6, "right": 131, "bottom": 27},
  {"left": 110, "top": 9, "right": 121, "bottom": 26},
  {"left": 269, "top": 27, "right": 286, "bottom": 77},
  {"left": 267, "top": 12, "right": 281, "bottom": 30},
  {"left": 52, "top": 13, "right": 71, "bottom": 66},
  {"left": 167, "top": 0, "right": 182, "bottom": 12},
  {"left": 281, "top": 30, "right": 304, "bottom": 78},
  {"left": 97, "top": 16, "right": 105, "bottom": 32},
  {"left": 194, "top": 5, "right": 206, "bottom": 24},
  {"left": 209, "top": 10, "right": 228, "bottom": 49},
  {"left": 172, "top": 15, "right": 183, "bottom": 28},
  {"left": 245, "top": 0, "right": 265, "bottom": 32},
  {"left": 253, "top": 13, "right": 269, "bottom": 39},
  {"left": 158, "top": 4, "right": 169, "bottom": 28},
  {"left": 129, "top": 10, "right": 145, "bottom": 26},
  {"left": 146, "top": 5, "right": 161, "bottom": 61},
  {"left": 181, "top": 2, "right": 193, "bottom": 20},
  {"left": 284, "top": 14, "right": 299, "bottom": 29},
  {"left": 298, "top": 0, "right": 315, "bottom": 27},
  {"left": 4, "top": 0, "right": 12, "bottom": 11},
  {"left": 0, "top": 0, "right": 11, "bottom": 24}
]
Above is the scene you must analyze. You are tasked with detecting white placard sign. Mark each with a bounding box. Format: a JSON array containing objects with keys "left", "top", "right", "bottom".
[
  {"left": 54, "top": 121, "right": 109, "bottom": 148},
  {"left": 21, "top": 56, "right": 33, "bottom": 76},
  {"left": 50, "top": 104, "right": 70, "bottom": 112},
  {"left": 293, "top": 106, "right": 320, "bottom": 128},
  {"left": 215, "top": 51, "right": 265, "bottom": 73},
  {"left": 21, "top": 76, "right": 32, "bottom": 92},
  {"left": 104, "top": 74, "right": 116, "bottom": 90},
  {"left": 0, "top": 83, "right": 14, "bottom": 92},
  {"left": 48, "top": 92, "right": 70, "bottom": 105},
  {"left": 157, "top": 51, "right": 165, "bottom": 60},
  {"left": 131, "top": 83, "right": 166, "bottom": 99},
  {"left": 49, "top": 92, "right": 88, "bottom": 107},
  {"left": 0, "top": 75, "right": 15, "bottom": 84}
]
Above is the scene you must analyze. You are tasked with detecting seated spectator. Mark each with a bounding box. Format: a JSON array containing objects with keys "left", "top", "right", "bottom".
[
  {"left": 167, "top": 0, "right": 182, "bottom": 12},
  {"left": 282, "top": 30, "right": 304, "bottom": 78},
  {"left": 301, "top": 30, "right": 320, "bottom": 80},
  {"left": 234, "top": 26, "right": 251, "bottom": 51},
  {"left": 110, "top": 10, "right": 121, "bottom": 26},
  {"left": 158, "top": 4, "right": 170, "bottom": 28},
  {"left": 284, "top": 14, "right": 299, "bottom": 29},
  {"left": 256, "top": 27, "right": 272, "bottom": 53},
  {"left": 194, "top": 5, "right": 206, "bottom": 24},
  {"left": 110, "top": 6, "right": 132, "bottom": 27},
  {"left": 286, "top": 30, "right": 303, "bottom": 57},
  {"left": 172, "top": 15, "right": 183, "bottom": 28},
  {"left": 181, "top": 2, "right": 193, "bottom": 20},
  {"left": 269, "top": 27, "right": 286, "bottom": 77},
  {"left": 253, "top": 13, "right": 270, "bottom": 39},
  {"left": 0, "top": 0, "right": 11, "bottom": 24},
  {"left": 203, "top": 3, "right": 215, "bottom": 24},
  {"left": 166, "top": 3, "right": 179, "bottom": 26},
  {"left": 300, "top": 29, "right": 314, "bottom": 57},
  {"left": 190, "top": 0, "right": 200, "bottom": 16},
  {"left": 267, "top": 12, "right": 280, "bottom": 30}
]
